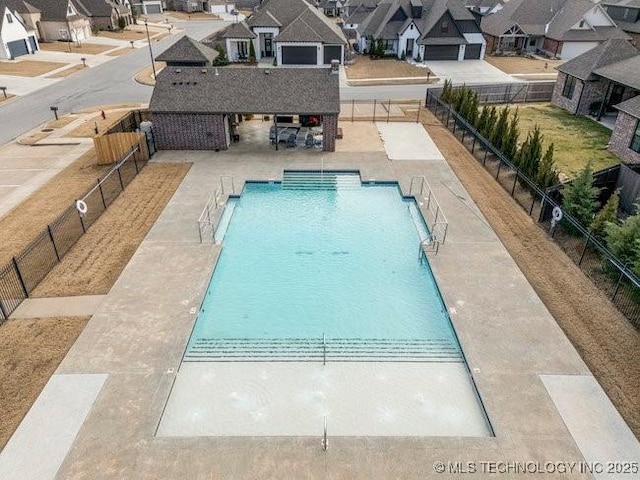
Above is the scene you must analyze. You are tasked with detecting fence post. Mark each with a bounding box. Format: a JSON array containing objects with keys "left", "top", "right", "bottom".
[
  {"left": 446, "top": 108, "right": 450, "bottom": 127},
  {"left": 117, "top": 165, "right": 125, "bottom": 191},
  {"left": 387, "top": 99, "right": 391, "bottom": 123},
  {"left": 471, "top": 135, "right": 476, "bottom": 154},
  {"left": 495, "top": 159, "right": 502, "bottom": 179},
  {"left": 133, "top": 152, "right": 139, "bottom": 173},
  {"left": 524, "top": 83, "right": 529, "bottom": 103},
  {"left": 0, "top": 297, "right": 8, "bottom": 321},
  {"left": 47, "top": 225, "right": 60, "bottom": 261},
  {"left": 529, "top": 193, "right": 537, "bottom": 216},
  {"left": 98, "top": 181, "right": 107, "bottom": 209},
  {"left": 578, "top": 234, "right": 591, "bottom": 266},
  {"left": 78, "top": 210, "right": 86, "bottom": 233},
  {"left": 416, "top": 102, "right": 421, "bottom": 123},
  {"left": 351, "top": 99, "right": 354, "bottom": 123},
  {"left": 511, "top": 171, "right": 518, "bottom": 197},
  {"left": 373, "top": 99, "right": 376, "bottom": 122},
  {"left": 483, "top": 148, "right": 489, "bottom": 166},
  {"left": 612, "top": 269, "right": 625, "bottom": 302},
  {"left": 12, "top": 257, "right": 28, "bottom": 297},
  {"left": 461, "top": 127, "right": 466, "bottom": 143}
]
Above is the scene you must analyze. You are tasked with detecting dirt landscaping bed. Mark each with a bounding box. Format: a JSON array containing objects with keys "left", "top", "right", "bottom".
[
  {"left": 164, "top": 10, "right": 218, "bottom": 20},
  {"left": 0, "top": 60, "right": 67, "bottom": 77},
  {"left": 420, "top": 109, "right": 640, "bottom": 438},
  {"left": 39, "top": 42, "right": 114, "bottom": 55},
  {"left": 46, "top": 64, "right": 87, "bottom": 78},
  {"left": 97, "top": 29, "right": 147, "bottom": 41},
  {"left": 0, "top": 93, "right": 15, "bottom": 103},
  {"left": 345, "top": 56, "right": 432, "bottom": 79},
  {"left": 0, "top": 149, "right": 109, "bottom": 265},
  {"left": 0, "top": 316, "right": 90, "bottom": 449},
  {"left": 65, "top": 109, "right": 134, "bottom": 137},
  {"left": 32, "top": 163, "right": 190, "bottom": 297},
  {"left": 485, "top": 55, "right": 564, "bottom": 74},
  {"left": 506, "top": 103, "right": 619, "bottom": 176}
]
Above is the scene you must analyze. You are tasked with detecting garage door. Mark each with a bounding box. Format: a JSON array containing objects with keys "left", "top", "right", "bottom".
[
  {"left": 464, "top": 44, "right": 482, "bottom": 59},
  {"left": 424, "top": 45, "right": 459, "bottom": 61},
  {"left": 29, "top": 36, "right": 38, "bottom": 53},
  {"left": 7, "top": 39, "right": 29, "bottom": 59},
  {"left": 281, "top": 46, "right": 317, "bottom": 65},
  {"left": 323, "top": 45, "right": 341, "bottom": 64},
  {"left": 146, "top": 4, "right": 162, "bottom": 14}
]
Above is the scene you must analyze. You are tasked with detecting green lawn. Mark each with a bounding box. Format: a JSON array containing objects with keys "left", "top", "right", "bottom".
[{"left": 506, "top": 103, "right": 619, "bottom": 178}]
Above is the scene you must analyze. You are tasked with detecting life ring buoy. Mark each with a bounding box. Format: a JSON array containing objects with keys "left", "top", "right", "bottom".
[
  {"left": 552, "top": 206, "right": 563, "bottom": 222},
  {"left": 76, "top": 199, "right": 88, "bottom": 215}
]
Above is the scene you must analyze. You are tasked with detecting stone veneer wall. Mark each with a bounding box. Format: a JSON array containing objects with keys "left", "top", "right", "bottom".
[
  {"left": 322, "top": 114, "right": 338, "bottom": 152},
  {"left": 609, "top": 111, "right": 640, "bottom": 164},
  {"left": 151, "top": 113, "right": 228, "bottom": 151},
  {"left": 551, "top": 73, "right": 609, "bottom": 116}
]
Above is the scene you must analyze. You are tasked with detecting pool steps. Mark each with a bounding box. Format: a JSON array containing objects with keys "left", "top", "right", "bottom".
[
  {"left": 184, "top": 338, "right": 463, "bottom": 362},
  {"left": 282, "top": 171, "right": 361, "bottom": 190}
]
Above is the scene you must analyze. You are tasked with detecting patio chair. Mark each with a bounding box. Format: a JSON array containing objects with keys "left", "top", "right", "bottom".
[
  {"left": 305, "top": 133, "right": 314, "bottom": 148},
  {"left": 286, "top": 133, "right": 296, "bottom": 148}
]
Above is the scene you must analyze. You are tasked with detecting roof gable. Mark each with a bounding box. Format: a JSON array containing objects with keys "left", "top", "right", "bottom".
[
  {"left": 556, "top": 38, "right": 638, "bottom": 80},
  {"left": 156, "top": 36, "right": 220, "bottom": 65}
]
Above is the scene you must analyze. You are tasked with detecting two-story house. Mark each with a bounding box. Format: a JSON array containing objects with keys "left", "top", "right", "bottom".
[
  {"left": 0, "top": 0, "right": 39, "bottom": 59},
  {"left": 17, "top": 0, "right": 92, "bottom": 42},
  {"left": 356, "top": 0, "right": 486, "bottom": 61},
  {"left": 481, "top": 0, "right": 630, "bottom": 60}
]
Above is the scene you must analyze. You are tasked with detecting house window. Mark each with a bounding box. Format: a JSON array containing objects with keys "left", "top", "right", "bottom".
[
  {"left": 579, "top": 20, "right": 585, "bottom": 28},
  {"left": 562, "top": 75, "right": 577, "bottom": 99},
  {"left": 441, "top": 20, "right": 449, "bottom": 33},
  {"left": 6, "top": 13, "right": 13, "bottom": 23},
  {"left": 631, "top": 120, "right": 640, "bottom": 153},
  {"left": 68, "top": 6, "right": 74, "bottom": 15}
]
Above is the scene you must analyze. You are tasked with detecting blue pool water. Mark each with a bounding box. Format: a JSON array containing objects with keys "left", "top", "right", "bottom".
[{"left": 186, "top": 174, "right": 461, "bottom": 360}]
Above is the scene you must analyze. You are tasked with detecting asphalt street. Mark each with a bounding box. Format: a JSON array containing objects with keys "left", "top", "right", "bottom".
[{"left": 0, "top": 19, "right": 428, "bottom": 144}]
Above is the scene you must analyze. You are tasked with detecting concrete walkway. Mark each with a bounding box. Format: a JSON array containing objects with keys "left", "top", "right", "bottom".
[{"left": 10, "top": 295, "right": 106, "bottom": 319}]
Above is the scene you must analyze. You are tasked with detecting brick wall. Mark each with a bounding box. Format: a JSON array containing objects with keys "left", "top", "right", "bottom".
[
  {"left": 609, "top": 111, "right": 640, "bottom": 165},
  {"left": 322, "top": 114, "right": 338, "bottom": 152},
  {"left": 551, "top": 73, "right": 609, "bottom": 116},
  {"left": 484, "top": 34, "right": 498, "bottom": 54},
  {"left": 542, "top": 37, "right": 562, "bottom": 57},
  {"left": 151, "top": 113, "right": 228, "bottom": 151}
]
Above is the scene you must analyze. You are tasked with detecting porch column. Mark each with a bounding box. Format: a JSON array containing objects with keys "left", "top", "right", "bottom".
[
  {"left": 323, "top": 114, "right": 338, "bottom": 152},
  {"left": 597, "top": 81, "right": 613, "bottom": 121}
]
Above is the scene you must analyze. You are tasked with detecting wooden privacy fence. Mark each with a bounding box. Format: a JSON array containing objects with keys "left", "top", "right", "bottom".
[{"left": 94, "top": 132, "right": 150, "bottom": 165}]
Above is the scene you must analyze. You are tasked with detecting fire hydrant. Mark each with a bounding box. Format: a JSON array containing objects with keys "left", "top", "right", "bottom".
[{"left": 101, "top": 110, "right": 106, "bottom": 120}]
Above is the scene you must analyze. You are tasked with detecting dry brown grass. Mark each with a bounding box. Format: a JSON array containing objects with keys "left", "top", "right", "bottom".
[
  {"left": 39, "top": 42, "right": 113, "bottom": 55},
  {"left": 75, "top": 103, "right": 144, "bottom": 114},
  {"left": 134, "top": 62, "right": 165, "bottom": 86},
  {"left": 0, "top": 93, "right": 15, "bottom": 103},
  {"left": 105, "top": 47, "right": 132, "bottom": 57},
  {"left": 0, "top": 149, "right": 109, "bottom": 265},
  {"left": 46, "top": 64, "right": 87, "bottom": 78},
  {"left": 97, "top": 29, "right": 146, "bottom": 41},
  {"left": 420, "top": 109, "right": 640, "bottom": 438},
  {"left": 33, "top": 163, "right": 191, "bottom": 297},
  {"left": 0, "top": 60, "right": 67, "bottom": 77},
  {"left": 0, "top": 316, "right": 90, "bottom": 449},
  {"left": 65, "top": 110, "right": 133, "bottom": 137},
  {"left": 46, "top": 116, "right": 78, "bottom": 129},
  {"left": 165, "top": 10, "right": 218, "bottom": 20},
  {"left": 345, "top": 56, "right": 432, "bottom": 79},
  {"left": 17, "top": 130, "right": 52, "bottom": 145},
  {"left": 485, "top": 55, "right": 564, "bottom": 74}
]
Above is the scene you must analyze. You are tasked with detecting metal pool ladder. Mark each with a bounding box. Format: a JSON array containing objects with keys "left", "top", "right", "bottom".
[{"left": 409, "top": 176, "right": 449, "bottom": 246}]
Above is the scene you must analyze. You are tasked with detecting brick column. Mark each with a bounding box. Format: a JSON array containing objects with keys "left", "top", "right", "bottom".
[{"left": 322, "top": 114, "right": 338, "bottom": 152}]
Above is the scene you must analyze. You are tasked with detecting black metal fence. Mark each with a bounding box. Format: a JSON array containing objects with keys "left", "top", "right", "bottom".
[
  {"left": 425, "top": 90, "right": 640, "bottom": 327},
  {"left": 0, "top": 144, "right": 149, "bottom": 322},
  {"left": 427, "top": 81, "right": 555, "bottom": 105},
  {"left": 105, "top": 109, "right": 150, "bottom": 135},
  {"left": 339, "top": 99, "right": 423, "bottom": 123}
]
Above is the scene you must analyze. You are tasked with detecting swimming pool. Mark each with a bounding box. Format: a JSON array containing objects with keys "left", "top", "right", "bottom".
[
  {"left": 185, "top": 171, "right": 461, "bottom": 362},
  {"left": 159, "top": 171, "right": 492, "bottom": 437}
]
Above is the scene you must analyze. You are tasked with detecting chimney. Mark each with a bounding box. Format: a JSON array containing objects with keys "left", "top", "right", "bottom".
[
  {"left": 411, "top": 0, "right": 422, "bottom": 19},
  {"left": 330, "top": 59, "right": 339, "bottom": 74}
]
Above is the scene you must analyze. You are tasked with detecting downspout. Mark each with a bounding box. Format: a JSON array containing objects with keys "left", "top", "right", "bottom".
[
  {"left": 597, "top": 81, "right": 613, "bottom": 121},
  {"left": 575, "top": 78, "right": 585, "bottom": 115}
]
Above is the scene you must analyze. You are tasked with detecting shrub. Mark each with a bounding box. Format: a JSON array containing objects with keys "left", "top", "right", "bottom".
[
  {"left": 213, "top": 45, "right": 229, "bottom": 66},
  {"left": 534, "top": 143, "right": 558, "bottom": 190},
  {"left": 605, "top": 208, "right": 640, "bottom": 267},
  {"left": 490, "top": 107, "right": 509, "bottom": 151},
  {"left": 475, "top": 105, "right": 489, "bottom": 133},
  {"left": 118, "top": 16, "right": 126, "bottom": 30},
  {"left": 590, "top": 189, "right": 619, "bottom": 241},
  {"left": 502, "top": 108, "right": 519, "bottom": 160},
  {"left": 249, "top": 40, "right": 256, "bottom": 63},
  {"left": 401, "top": 50, "right": 406, "bottom": 60},
  {"left": 482, "top": 106, "right": 497, "bottom": 139},
  {"left": 561, "top": 161, "right": 600, "bottom": 231},
  {"left": 516, "top": 124, "right": 543, "bottom": 179}
]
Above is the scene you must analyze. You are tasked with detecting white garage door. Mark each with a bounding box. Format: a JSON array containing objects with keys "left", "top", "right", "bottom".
[{"left": 560, "top": 42, "right": 599, "bottom": 60}]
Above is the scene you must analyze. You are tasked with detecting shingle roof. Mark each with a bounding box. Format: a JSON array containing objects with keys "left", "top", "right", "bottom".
[
  {"left": 344, "top": 4, "right": 371, "bottom": 24},
  {"left": 150, "top": 67, "right": 340, "bottom": 114},
  {"left": 603, "top": 0, "right": 640, "bottom": 7},
  {"left": 1, "top": 0, "right": 34, "bottom": 29},
  {"left": 156, "top": 36, "right": 220, "bottom": 64},
  {"left": 74, "top": 0, "right": 113, "bottom": 17},
  {"left": 219, "top": 20, "right": 256, "bottom": 38},
  {"left": 614, "top": 95, "right": 640, "bottom": 118},
  {"left": 593, "top": 54, "right": 640, "bottom": 90},
  {"left": 20, "top": 0, "right": 84, "bottom": 21},
  {"left": 556, "top": 38, "right": 638, "bottom": 80},
  {"left": 358, "top": 0, "right": 476, "bottom": 41},
  {"left": 275, "top": 15, "right": 325, "bottom": 42},
  {"left": 615, "top": 19, "right": 640, "bottom": 33},
  {"left": 247, "top": 0, "right": 346, "bottom": 44}
]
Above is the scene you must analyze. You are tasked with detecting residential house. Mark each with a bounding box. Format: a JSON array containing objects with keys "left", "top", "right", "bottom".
[
  {"left": 356, "top": 0, "right": 486, "bottom": 61},
  {"left": 611, "top": 95, "right": 640, "bottom": 164},
  {"left": 603, "top": 0, "right": 640, "bottom": 47},
  {"left": 131, "top": 0, "right": 162, "bottom": 15},
  {"left": 343, "top": 0, "right": 378, "bottom": 18},
  {"left": 343, "top": 0, "right": 377, "bottom": 31},
  {"left": 0, "top": 0, "right": 39, "bottom": 59},
  {"left": 552, "top": 38, "right": 638, "bottom": 115},
  {"left": 74, "top": 0, "right": 132, "bottom": 30},
  {"left": 481, "top": 0, "right": 629, "bottom": 60},
  {"left": 203, "top": 0, "right": 347, "bottom": 65},
  {"left": 156, "top": 35, "right": 219, "bottom": 66},
  {"left": 465, "top": 0, "right": 503, "bottom": 16},
  {"left": 317, "top": 0, "right": 347, "bottom": 17},
  {"left": 18, "top": 0, "right": 92, "bottom": 42}
]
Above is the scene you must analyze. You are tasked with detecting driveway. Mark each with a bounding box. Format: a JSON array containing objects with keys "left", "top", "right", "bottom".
[{"left": 425, "top": 59, "right": 518, "bottom": 84}]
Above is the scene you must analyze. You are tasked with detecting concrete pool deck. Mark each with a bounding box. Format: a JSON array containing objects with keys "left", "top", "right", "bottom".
[{"left": 2, "top": 121, "right": 638, "bottom": 478}]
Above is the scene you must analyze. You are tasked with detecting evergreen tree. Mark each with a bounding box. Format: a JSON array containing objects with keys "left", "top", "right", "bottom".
[
  {"left": 213, "top": 45, "right": 229, "bottom": 66},
  {"left": 534, "top": 143, "right": 558, "bottom": 190},
  {"left": 605, "top": 208, "right": 640, "bottom": 266},
  {"left": 503, "top": 108, "right": 520, "bottom": 160},
  {"left": 249, "top": 40, "right": 256, "bottom": 63},
  {"left": 519, "top": 125, "right": 543, "bottom": 179},
  {"left": 633, "top": 239, "right": 640, "bottom": 277},
  {"left": 490, "top": 107, "right": 509, "bottom": 151},
  {"left": 483, "top": 106, "right": 498, "bottom": 139},
  {"left": 467, "top": 91, "right": 479, "bottom": 126},
  {"left": 590, "top": 189, "right": 619, "bottom": 241},
  {"left": 475, "top": 105, "right": 489, "bottom": 132},
  {"left": 454, "top": 85, "right": 467, "bottom": 112},
  {"left": 562, "top": 161, "right": 601, "bottom": 230}
]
